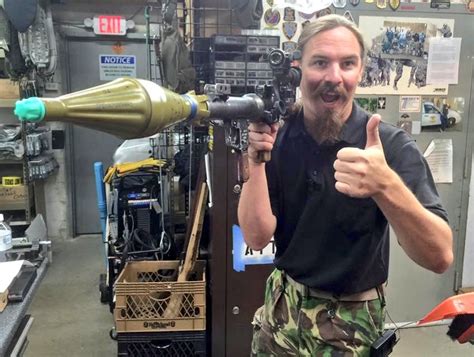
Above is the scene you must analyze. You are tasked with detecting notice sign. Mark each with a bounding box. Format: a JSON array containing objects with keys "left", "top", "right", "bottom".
[{"left": 99, "top": 55, "right": 136, "bottom": 80}]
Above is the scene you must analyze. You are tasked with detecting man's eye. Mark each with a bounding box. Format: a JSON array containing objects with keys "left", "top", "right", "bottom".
[
  {"left": 312, "top": 60, "right": 326, "bottom": 67},
  {"left": 343, "top": 61, "right": 356, "bottom": 68}
]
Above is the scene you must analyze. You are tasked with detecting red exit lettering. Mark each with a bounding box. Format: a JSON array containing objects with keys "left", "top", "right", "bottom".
[{"left": 95, "top": 16, "right": 125, "bottom": 35}]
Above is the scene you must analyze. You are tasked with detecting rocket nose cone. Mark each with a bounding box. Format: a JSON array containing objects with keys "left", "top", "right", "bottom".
[{"left": 14, "top": 97, "right": 46, "bottom": 122}]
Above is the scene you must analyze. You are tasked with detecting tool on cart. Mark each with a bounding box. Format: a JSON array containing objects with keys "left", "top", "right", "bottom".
[
  {"left": 163, "top": 181, "right": 208, "bottom": 318},
  {"left": 13, "top": 49, "right": 301, "bottom": 163}
]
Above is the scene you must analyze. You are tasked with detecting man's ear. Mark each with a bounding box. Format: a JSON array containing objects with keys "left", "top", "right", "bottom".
[{"left": 358, "top": 62, "right": 365, "bottom": 83}]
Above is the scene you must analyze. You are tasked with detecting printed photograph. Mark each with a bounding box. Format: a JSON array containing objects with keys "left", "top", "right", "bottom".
[{"left": 357, "top": 16, "right": 455, "bottom": 95}]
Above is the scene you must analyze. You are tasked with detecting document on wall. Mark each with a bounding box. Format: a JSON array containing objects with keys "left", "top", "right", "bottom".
[
  {"left": 427, "top": 38, "right": 462, "bottom": 85},
  {"left": 423, "top": 139, "right": 453, "bottom": 183}
]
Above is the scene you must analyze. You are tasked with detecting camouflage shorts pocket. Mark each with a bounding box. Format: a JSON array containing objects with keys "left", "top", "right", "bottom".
[
  {"left": 251, "top": 306, "right": 274, "bottom": 356},
  {"left": 264, "top": 270, "right": 288, "bottom": 328}
]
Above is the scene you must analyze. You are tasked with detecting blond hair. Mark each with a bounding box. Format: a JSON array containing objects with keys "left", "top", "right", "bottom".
[{"left": 297, "top": 14, "right": 366, "bottom": 63}]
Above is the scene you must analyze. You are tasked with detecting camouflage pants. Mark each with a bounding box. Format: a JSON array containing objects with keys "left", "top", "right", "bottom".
[{"left": 251, "top": 269, "right": 385, "bottom": 357}]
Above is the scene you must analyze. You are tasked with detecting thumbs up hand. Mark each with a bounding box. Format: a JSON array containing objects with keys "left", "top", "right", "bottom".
[{"left": 334, "top": 114, "right": 393, "bottom": 198}]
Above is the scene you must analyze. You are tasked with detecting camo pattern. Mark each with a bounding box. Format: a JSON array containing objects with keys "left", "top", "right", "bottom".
[{"left": 251, "top": 269, "right": 385, "bottom": 357}]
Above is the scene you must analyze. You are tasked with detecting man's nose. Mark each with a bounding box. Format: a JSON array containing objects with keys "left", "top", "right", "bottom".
[{"left": 324, "top": 64, "right": 343, "bottom": 84}]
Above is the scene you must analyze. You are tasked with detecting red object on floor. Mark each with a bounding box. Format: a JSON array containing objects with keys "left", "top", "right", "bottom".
[{"left": 418, "top": 292, "right": 474, "bottom": 344}]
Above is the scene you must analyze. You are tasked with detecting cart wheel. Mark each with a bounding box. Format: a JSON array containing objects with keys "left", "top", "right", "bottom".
[
  {"left": 109, "top": 327, "right": 118, "bottom": 340},
  {"left": 99, "top": 274, "right": 109, "bottom": 303}
]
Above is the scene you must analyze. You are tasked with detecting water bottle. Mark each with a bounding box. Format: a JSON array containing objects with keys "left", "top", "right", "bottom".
[{"left": 0, "top": 213, "right": 13, "bottom": 252}]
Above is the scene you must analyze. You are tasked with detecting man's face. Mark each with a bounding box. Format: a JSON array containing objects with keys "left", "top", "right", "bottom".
[{"left": 298, "top": 26, "right": 364, "bottom": 125}]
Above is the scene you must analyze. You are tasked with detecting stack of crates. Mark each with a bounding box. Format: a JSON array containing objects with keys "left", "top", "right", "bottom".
[{"left": 114, "top": 260, "right": 207, "bottom": 356}]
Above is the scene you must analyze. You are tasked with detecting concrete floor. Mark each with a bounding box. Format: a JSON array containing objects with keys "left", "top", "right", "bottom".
[
  {"left": 24, "top": 235, "right": 472, "bottom": 356},
  {"left": 25, "top": 235, "right": 116, "bottom": 357}
]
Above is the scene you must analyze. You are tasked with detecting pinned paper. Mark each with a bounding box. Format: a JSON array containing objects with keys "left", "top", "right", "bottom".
[{"left": 423, "top": 139, "right": 453, "bottom": 183}]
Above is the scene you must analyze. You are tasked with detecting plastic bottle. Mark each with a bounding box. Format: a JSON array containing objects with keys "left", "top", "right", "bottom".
[{"left": 0, "top": 213, "right": 13, "bottom": 252}]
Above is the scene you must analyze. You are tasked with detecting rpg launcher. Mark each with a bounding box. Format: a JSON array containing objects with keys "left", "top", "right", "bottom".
[{"left": 14, "top": 49, "right": 301, "bottom": 163}]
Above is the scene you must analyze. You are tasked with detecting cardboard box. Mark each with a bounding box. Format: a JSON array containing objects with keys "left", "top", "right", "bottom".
[
  {"left": 0, "top": 79, "right": 20, "bottom": 99},
  {"left": 0, "top": 290, "right": 8, "bottom": 312},
  {"left": 0, "top": 185, "right": 27, "bottom": 202}
]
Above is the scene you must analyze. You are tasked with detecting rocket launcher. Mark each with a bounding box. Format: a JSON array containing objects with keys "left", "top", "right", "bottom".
[{"left": 14, "top": 49, "right": 301, "bottom": 162}]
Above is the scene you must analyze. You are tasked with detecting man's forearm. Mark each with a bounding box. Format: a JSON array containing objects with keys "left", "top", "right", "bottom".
[
  {"left": 373, "top": 170, "right": 453, "bottom": 273},
  {"left": 237, "top": 163, "right": 276, "bottom": 250}
]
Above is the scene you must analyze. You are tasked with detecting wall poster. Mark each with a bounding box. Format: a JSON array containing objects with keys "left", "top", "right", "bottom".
[{"left": 357, "top": 16, "right": 455, "bottom": 96}]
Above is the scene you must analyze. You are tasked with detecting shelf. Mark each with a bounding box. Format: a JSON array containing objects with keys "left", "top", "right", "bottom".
[
  {"left": 0, "top": 159, "right": 23, "bottom": 165},
  {"left": 0, "top": 99, "right": 17, "bottom": 108},
  {"left": 0, "top": 201, "right": 28, "bottom": 210},
  {"left": 9, "top": 220, "right": 30, "bottom": 226}
]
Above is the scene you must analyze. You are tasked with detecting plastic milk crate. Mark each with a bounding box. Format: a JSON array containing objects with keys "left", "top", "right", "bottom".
[
  {"left": 117, "top": 331, "right": 207, "bottom": 357},
  {"left": 114, "top": 260, "right": 206, "bottom": 333}
]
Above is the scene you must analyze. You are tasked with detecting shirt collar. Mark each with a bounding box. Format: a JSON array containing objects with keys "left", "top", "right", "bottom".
[{"left": 288, "top": 102, "right": 368, "bottom": 146}]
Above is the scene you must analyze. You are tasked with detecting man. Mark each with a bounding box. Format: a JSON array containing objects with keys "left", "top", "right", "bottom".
[{"left": 238, "top": 15, "right": 453, "bottom": 356}]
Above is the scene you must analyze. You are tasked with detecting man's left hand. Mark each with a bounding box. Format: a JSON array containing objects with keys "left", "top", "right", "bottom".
[{"left": 333, "top": 114, "right": 394, "bottom": 198}]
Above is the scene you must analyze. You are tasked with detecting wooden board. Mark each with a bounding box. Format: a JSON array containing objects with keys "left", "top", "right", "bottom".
[{"left": 0, "top": 79, "right": 19, "bottom": 99}]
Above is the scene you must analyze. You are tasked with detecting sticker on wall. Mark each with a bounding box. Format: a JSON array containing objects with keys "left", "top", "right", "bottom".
[
  {"left": 421, "top": 97, "right": 464, "bottom": 132},
  {"left": 233, "top": 225, "right": 274, "bottom": 272},
  {"left": 376, "top": 0, "right": 387, "bottom": 8},
  {"left": 283, "top": 22, "right": 297, "bottom": 40},
  {"left": 389, "top": 0, "right": 401, "bottom": 10},
  {"left": 298, "top": 11, "right": 315, "bottom": 20},
  {"left": 397, "top": 114, "right": 413, "bottom": 134},
  {"left": 99, "top": 54, "right": 136, "bottom": 81},
  {"left": 378, "top": 97, "right": 386, "bottom": 109},
  {"left": 355, "top": 97, "right": 378, "bottom": 113},
  {"left": 397, "top": 115, "right": 421, "bottom": 135},
  {"left": 350, "top": 0, "right": 360, "bottom": 6},
  {"left": 430, "top": 0, "right": 451, "bottom": 9},
  {"left": 112, "top": 41, "right": 124, "bottom": 54},
  {"left": 266, "top": 0, "right": 274, "bottom": 6},
  {"left": 282, "top": 41, "right": 298, "bottom": 53},
  {"left": 343, "top": 10, "right": 354, "bottom": 22},
  {"left": 283, "top": 7, "right": 295, "bottom": 21},
  {"left": 264, "top": 8, "right": 281, "bottom": 27},
  {"left": 316, "top": 7, "right": 332, "bottom": 17},
  {"left": 333, "top": 0, "right": 347, "bottom": 8},
  {"left": 399, "top": 96, "right": 421, "bottom": 112},
  {"left": 468, "top": 0, "right": 474, "bottom": 12}
]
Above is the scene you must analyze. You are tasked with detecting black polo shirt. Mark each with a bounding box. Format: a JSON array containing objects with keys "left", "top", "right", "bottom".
[{"left": 266, "top": 103, "right": 448, "bottom": 294}]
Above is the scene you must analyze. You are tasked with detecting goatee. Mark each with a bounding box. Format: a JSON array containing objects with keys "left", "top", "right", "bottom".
[{"left": 304, "top": 108, "right": 344, "bottom": 145}]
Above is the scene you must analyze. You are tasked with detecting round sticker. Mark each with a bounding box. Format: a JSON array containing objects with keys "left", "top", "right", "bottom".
[
  {"left": 298, "top": 11, "right": 315, "bottom": 20},
  {"left": 264, "top": 8, "right": 281, "bottom": 27},
  {"left": 316, "top": 7, "right": 332, "bottom": 18}
]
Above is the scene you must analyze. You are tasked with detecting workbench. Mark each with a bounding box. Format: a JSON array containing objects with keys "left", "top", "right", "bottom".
[{"left": 0, "top": 258, "right": 48, "bottom": 356}]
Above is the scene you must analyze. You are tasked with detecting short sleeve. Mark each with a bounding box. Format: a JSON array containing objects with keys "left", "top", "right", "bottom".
[{"left": 382, "top": 126, "right": 449, "bottom": 223}]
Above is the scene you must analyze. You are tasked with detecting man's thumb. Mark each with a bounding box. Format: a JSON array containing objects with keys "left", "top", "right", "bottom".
[{"left": 365, "top": 114, "right": 382, "bottom": 149}]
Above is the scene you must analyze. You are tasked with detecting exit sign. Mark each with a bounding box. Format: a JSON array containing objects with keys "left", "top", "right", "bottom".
[{"left": 93, "top": 16, "right": 127, "bottom": 36}]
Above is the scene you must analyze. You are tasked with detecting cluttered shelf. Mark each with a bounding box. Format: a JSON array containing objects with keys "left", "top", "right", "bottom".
[{"left": 0, "top": 257, "right": 48, "bottom": 356}]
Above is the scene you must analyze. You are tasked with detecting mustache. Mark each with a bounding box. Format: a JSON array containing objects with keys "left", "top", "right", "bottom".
[{"left": 312, "top": 82, "right": 348, "bottom": 98}]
